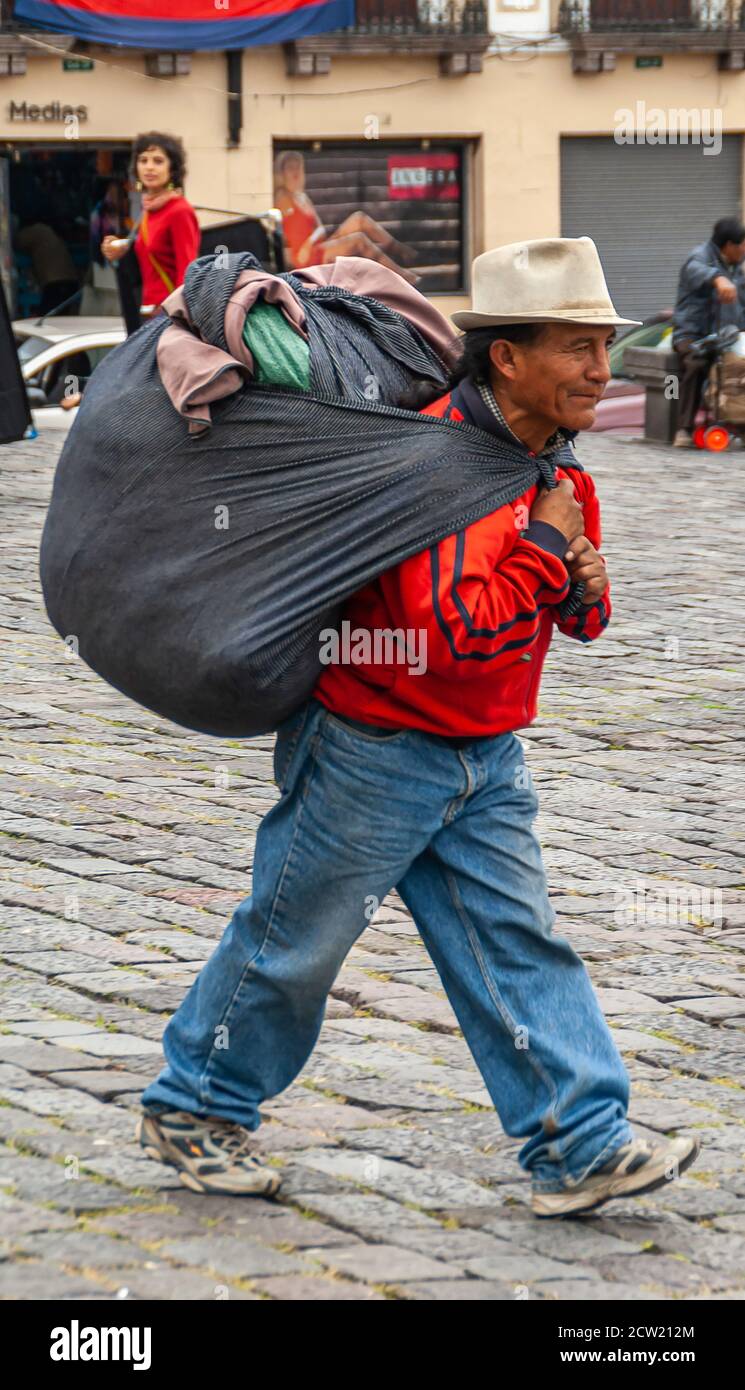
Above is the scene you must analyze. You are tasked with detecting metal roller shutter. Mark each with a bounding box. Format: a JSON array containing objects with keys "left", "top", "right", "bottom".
[{"left": 561, "top": 136, "right": 742, "bottom": 321}]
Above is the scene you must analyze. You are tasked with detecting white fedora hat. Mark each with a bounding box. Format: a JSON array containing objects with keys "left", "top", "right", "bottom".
[{"left": 452, "top": 237, "right": 641, "bottom": 331}]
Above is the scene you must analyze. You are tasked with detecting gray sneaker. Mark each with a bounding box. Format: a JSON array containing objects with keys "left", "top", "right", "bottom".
[
  {"left": 531, "top": 1134, "right": 700, "bottom": 1219},
  {"left": 137, "top": 1107, "right": 281, "bottom": 1197}
]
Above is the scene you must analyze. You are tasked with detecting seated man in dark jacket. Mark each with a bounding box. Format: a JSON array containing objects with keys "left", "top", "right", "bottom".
[{"left": 672, "top": 216, "right": 745, "bottom": 446}]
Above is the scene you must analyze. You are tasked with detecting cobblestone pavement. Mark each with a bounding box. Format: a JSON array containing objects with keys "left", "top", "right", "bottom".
[{"left": 0, "top": 430, "right": 744, "bottom": 1303}]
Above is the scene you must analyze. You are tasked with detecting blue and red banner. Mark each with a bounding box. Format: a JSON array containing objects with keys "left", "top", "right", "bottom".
[{"left": 13, "top": 0, "right": 354, "bottom": 50}]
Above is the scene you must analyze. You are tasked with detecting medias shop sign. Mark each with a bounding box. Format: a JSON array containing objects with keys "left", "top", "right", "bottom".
[{"left": 9, "top": 100, "right": 88, "bottom": 122}]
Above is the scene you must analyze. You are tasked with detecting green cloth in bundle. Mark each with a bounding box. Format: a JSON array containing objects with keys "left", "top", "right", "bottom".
[{"left": 241, "top": 300, "right": 310, "bottom": 391}]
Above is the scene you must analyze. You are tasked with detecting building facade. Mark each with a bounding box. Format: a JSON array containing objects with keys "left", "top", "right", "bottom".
[{"left": 2, "top": 0, "right": 745, "bottom": 320}]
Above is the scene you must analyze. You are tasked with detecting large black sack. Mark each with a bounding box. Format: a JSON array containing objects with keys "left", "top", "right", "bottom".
[{"left": 40, "top": 254, "right": 576, "bottom": 737}]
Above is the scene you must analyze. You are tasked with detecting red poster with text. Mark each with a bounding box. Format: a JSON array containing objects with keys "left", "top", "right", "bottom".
[{"left": 387, "top": 153, "right": 460, "bottom": 201}]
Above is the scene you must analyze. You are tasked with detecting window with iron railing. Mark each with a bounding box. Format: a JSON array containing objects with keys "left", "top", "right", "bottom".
[
  {"left": 590, "top": 0, "right": 692, "bottom": 24},
  {"left": 348, "top": 0, "right": 488, "bottom": 33},
  {"left": 559, "top": 0, "right": 745, "bottom": 29}
]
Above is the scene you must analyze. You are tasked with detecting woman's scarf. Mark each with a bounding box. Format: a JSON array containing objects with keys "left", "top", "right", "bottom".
[{"left": 140, "top": 187, "right": 181, "bottom": 213}]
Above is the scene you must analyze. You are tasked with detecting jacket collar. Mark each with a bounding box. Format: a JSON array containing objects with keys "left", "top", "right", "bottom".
[
  {"left": 707, "top": 239, "right": 731, "bottom": 274},
  {"left": 451, "top": 376, "right": 576, "bottom": 460}
]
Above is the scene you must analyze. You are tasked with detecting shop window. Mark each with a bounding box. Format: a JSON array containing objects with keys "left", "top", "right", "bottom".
[{"left": 273, "top": 140, "right": 469, "bottom": 295}]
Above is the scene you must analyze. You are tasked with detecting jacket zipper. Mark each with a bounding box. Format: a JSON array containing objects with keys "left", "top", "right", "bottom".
[{"left": 522, "top": 650, "right": 538, "bottom": 725}]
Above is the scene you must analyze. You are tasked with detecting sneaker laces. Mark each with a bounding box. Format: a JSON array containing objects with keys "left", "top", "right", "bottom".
[
  {"left": 206, "top": 1119, "right": 261, "bottom": 1162},
  {"left": 601, "top": 1136, "right": 654, "bottom": 1176},
  {"left": 625, "top": 1138, "right": 653, "bottom": 1159}
]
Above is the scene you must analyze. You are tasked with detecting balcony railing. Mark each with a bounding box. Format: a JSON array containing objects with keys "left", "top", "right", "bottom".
[
  {"left": 1, "top": 0, "right": 77, "bottom": 71},
  {"left": 2, "top": 0, "right": 490, "bottom": 75},
  {"left": 347, "top": 0, "right": 488, "bottom": 35},
  {"left": 1, "top": 0, "right": 75, "bottom": 36},
  {"left": 558, "top": 1, "right": 745, "bottom": 33},
  {"left": 558, "top": 0, "right": 745, "bottom": 68},
  {"left": 285, "top": 0, "right": 490, "bottom": 74}
]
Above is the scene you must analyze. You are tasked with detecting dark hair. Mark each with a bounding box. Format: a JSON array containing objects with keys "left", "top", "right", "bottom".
[
  {"left": 712, "top": 216, "right": 745, "bottom": 248},
  {"left": 397, "top": 323, "right": 546, "bottom": 411},
  {"left": 131, "top": 131, "right": 187, "bottom": 188},
  {"left": 448, "top": 323, "right": 546, "bottom": 386}
]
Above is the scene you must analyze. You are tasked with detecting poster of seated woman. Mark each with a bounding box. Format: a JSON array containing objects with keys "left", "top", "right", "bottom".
[{"left": 274, "top": 149, "right": 419, "bottom": 286}]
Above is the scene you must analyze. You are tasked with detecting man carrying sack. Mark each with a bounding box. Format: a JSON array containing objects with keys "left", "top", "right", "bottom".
[{"left": 138, "top": 238, "right": 700, "bottom": 1218}]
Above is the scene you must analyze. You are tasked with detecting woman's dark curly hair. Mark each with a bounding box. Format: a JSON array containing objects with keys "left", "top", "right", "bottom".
[
  {"left": 398, "top": 323, "right": 545, "bottom": 411},
  {"left": 130, "top": 131, "right": 187, "bottom": 189}
]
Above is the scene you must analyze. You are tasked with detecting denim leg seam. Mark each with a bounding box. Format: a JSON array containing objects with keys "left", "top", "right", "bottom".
[
  {"left": 197, "top": 724, "right": 323, "bottom": 1108},
  {"left": 259, "top": 726, "right": 324, "bottom": 960},
  {"left": 275, "top": 704, "right": 310, "bottom": 790},
  {"left": 444, "top": 751, "right": 474, "bottom": 825},
  {"left": 443, "top": 867, "right": 560, "bottom": 1118}
]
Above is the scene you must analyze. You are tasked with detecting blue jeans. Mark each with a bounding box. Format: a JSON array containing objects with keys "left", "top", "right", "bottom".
[{"left": 142, "top": 699, "right": 632, "bottom": 1191}]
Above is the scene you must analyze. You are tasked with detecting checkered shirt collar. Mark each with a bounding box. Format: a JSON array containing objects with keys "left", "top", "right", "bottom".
[{"left": 475, "top": 378, "right": 569, "bottom": 459}]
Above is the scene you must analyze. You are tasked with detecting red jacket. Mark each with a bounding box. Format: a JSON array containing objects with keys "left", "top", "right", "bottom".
[
  {"left": 135, "top": 196, "right": 201, "bottom": 307},
  {"left": 314, "top": 380, "right": 610, "bottom": 737}
]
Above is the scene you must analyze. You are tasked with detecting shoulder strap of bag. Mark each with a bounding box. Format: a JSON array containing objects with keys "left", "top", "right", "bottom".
[{"left": 140, "top": 210, "right": 176, "bottom": 295}]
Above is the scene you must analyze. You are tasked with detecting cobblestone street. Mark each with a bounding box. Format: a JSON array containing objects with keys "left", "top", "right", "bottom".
[{"left": 1, "top": 429, "right": 744, "bottom": 1302}]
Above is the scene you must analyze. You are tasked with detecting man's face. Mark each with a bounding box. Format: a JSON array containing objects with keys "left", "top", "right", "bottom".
[
  {"left": 722, "top": 238, "right": 745, "bottom": 265},
  {"left": 489, "top": 323, "right": 615, "bottom": 434}
]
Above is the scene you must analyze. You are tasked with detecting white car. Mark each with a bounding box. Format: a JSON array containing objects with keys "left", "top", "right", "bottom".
[{"left": 14, "top": 315, "right": 126, "bottom": 431}]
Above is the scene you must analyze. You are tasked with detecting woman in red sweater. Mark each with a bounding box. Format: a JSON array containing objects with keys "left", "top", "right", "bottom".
[{"left": 102, "top": 131, "right": 200, "bottom": 317}]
